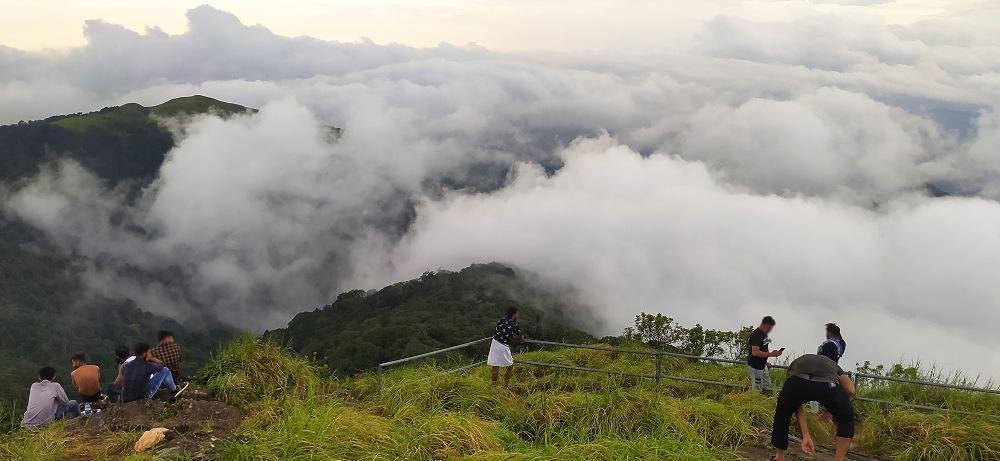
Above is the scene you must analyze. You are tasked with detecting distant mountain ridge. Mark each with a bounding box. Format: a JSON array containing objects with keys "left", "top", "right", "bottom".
[{"left": 1, "top": 95, "right": 253, "bottom": 185}]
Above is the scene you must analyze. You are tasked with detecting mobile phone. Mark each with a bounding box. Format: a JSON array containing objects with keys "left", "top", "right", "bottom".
[{"left": 779, "top": 347, "right": 786, "bottom": 352}]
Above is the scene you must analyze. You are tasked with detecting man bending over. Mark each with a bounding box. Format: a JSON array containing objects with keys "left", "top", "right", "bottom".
[{"left": 770, "top": 343, "right": 856, "bottom": 461}]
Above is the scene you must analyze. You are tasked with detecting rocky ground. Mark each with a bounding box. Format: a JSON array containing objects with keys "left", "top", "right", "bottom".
[{"left": 63, "top": 386, "right": 244, "bottom": 460}]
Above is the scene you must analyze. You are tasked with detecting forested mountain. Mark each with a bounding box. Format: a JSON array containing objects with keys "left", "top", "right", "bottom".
[
  {"left": 266, "top": 263, "right": 595, "bottom": 375},
  {"left": 0, "top": 95, "right": 252, "bottom": 185},
  {"left": 0, "top": 97, "right": 593, "bottom": 408},
  {"left": 0, "top": 96, "right": 250, "bottom": 406}
]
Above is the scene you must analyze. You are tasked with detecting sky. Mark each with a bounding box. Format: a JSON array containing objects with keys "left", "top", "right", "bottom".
[
  {"left": 1, "top": 1, "right": 1000, "bottom": 378},
  {"left": 1, "top": 0, "right": 995, "bottom": 52}
]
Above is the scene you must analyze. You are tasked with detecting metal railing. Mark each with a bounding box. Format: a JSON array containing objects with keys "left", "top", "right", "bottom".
[
  {"left": 376, "top": 337, "right": 1000, "bottom": 420},
  {"left": 376, "top": 337, "right": 491, "bottom": 390}
]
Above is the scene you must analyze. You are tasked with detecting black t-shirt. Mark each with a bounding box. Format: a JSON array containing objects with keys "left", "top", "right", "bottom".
[
  {"left": 747, "top": 328, "right": 769, "bottom": 370},
  {"left": 494, "top": 318, "right": 522, "bottom": 346}
]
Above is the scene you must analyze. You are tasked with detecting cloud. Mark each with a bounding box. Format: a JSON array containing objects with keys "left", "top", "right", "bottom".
[
  {"left": 385, "top": 137, "right": 1000, "bottom": 373},
  {"left": 3, "top": 6, "right": 1000, "bottom": 376}
]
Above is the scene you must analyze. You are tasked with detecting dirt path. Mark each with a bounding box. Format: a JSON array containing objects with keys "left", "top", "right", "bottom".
[
  {"left": 742, "top": 436, "right": 888, "bottom": 461},
  {"left": 64, "top": 387, "right": 244, "bottom": 460}
]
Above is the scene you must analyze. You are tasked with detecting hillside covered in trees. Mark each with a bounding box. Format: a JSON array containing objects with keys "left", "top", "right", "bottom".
[
  {"left": 266, "top": 263, "right": 595, "bottom": 375},
  {"left": 0, "top": 97, "right": 251, "bottom": 406}
]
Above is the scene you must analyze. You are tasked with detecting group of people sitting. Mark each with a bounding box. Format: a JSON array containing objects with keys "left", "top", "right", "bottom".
[
  {"left": 747, "top": 316, "right": 855, "bottom": 461},
  {"left": 20, "top": 330, "right": 189, "bottom": 428}
]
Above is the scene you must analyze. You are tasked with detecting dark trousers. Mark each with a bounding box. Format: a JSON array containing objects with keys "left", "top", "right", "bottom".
[
  {"left": 772, "top": 375, "right": 855, "bottom": 450},
  {"left": 78, "top": 391, "right": 102, "bottom": 403}
]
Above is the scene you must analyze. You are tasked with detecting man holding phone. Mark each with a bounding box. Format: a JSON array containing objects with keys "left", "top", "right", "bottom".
[{"left": 747, "top": 316, "right": 783, "bottom": 394}]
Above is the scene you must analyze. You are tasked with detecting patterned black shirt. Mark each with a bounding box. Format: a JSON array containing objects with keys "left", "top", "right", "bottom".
[{"left": 494, "top": 318, "right": 522, "bottom": 346}]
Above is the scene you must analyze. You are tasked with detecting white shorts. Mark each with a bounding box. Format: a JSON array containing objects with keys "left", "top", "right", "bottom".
[{"left": 487, "top": 339, "right": 514, "bottom": 367}]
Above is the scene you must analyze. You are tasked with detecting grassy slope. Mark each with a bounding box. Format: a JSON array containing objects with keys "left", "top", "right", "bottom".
[
  {"left": 5, "top": 337, "right": 997, "bottom": 460},
  {"left": 52, "top": 96, "right": 251, "bottom": 133}
]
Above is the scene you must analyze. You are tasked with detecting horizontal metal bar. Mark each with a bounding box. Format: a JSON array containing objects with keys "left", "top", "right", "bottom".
[
  {"left": 379, "top": 337, "right": 491, "bottom": 368},
  {"left": 518, "top": 359, "right": 747, "bottom": 389},
  {"left": 518, "top": 360, "right": 657, "bottom": 379},
  {"left": 442, "top": 360, "right": 486, "bottom": 375},
  {"left": 855, "top": 372, "right": 1000, "bottom": 395},
  {"left": 855, "top": 397, "right": 1000, "bottom": 420},
  {"left": 525, "top": 339, "right": 788, "bottom": 368},
  {"left": 657, "top": 350, "right": 745, "bottom": 365},
  {"left": 524, "top": 339, "right": 661, "bottom": 356},
  {"left": 662, "top": 375, "right": 748, "bottom": 389}
]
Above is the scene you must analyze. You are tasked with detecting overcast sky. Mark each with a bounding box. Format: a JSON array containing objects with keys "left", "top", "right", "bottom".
[
  {"left": 2, "top": 0, "right": 996, "bottom": 52},
  {"left": 2, "top": 1, "right": 999, "bottom": 378}
]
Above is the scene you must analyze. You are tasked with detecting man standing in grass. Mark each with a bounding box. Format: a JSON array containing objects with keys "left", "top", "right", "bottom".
[
  {"left": 747, "top": 316, "right": 783, "bottom": 394},
  {"left": 487, "top": 307, "right": 523, "bottom": 385}
]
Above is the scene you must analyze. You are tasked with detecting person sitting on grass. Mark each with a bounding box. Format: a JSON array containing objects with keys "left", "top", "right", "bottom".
[
  {"left": 770, "top": 342, "right": 856, "bottom": 461},
  {"left": 120, "top": 342, "right": 188, "bottom": 403},
  {"left": 487, "top": 306, "right": 524, "bottom": 386},
  {"left": 151, "top": 330, "right": 182, "bottom": 379},
  {"left": 21, "top": 366, "right": 79, "bottom": 428},
  {"left": 69, "top": 353, "right": 103, "bottom": 403},
  {"left": 106, "top": 344, "right": 130, "bottom": 403}
]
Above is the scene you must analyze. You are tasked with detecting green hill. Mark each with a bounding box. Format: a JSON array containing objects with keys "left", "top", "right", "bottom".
[
  {"left": 52, "top": 96, "right": 252, "bottom": 133},
  {"left": 0, "top": 95, "right": 251, "bottom": 185},
  {"left": 266, "top": 263, "right": 596, "bottom": 375},
  {"left": 0, "top": 96, "right": 253, "bottom": 409}
]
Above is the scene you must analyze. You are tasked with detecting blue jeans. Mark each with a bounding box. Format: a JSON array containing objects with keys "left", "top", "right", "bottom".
[
  {"left": 104, "top": 382, "right": 121, "bottom": 403},
  {"left": 147, "top": 367, "right": 178, "bottom": 398},
  {"left": 55, "top": 400, "right": 80, "bottom": 420}
]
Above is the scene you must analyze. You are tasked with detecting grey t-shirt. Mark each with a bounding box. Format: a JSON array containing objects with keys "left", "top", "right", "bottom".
[
  {"left": 21, "top": 380, "right": 70, "bottom": 427},
  {"left": 787, "top": 354, "right": 846, "bottom": 383}
]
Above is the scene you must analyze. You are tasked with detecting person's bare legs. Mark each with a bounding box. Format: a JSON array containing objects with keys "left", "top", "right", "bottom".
[
  {"left": 491, "top": 366, "right": 499, "bottom": 384},
  {"left": 834, "top": 437, "right": 851, "bottom": 461},
  {"left": 503, "top": 366, "right": 513, "bottom": 385}
]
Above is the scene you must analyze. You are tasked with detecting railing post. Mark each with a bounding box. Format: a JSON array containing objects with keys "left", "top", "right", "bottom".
[
  {"left": 655, "top": 353, "right": 662, "bottom": 386},
  {"left": 376, "top": 364, "right": 383, "bottom": 392}
]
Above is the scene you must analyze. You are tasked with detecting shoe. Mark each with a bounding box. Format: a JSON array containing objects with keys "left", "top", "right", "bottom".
[{"left": 173, "top": 381, "right": 190, "bottom": 398}]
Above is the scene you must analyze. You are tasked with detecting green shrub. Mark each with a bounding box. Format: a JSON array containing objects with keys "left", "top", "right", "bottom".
[
  {"left": 857, "top": 409, "right": 1000, "bottom": 461},
  {"left": 199, "top": 335, "right": 322, "bottom": 408}
]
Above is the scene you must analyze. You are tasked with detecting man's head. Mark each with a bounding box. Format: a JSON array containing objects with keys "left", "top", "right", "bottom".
[
  {"left": 759, "top": 316, "right": 776, "bottom": 334},
  {"left": 114, "top": 345, "right": 130, "bottom": 363},
  {"left": 819, "top": 341, "right": 840, "bottom": 362},
  {"left": 134, "top": 342, "right": 151, "bottom": 360},
  {"left": 158, "top": 330, "right": 175, "bottom": 344},
  {"left": 38, "top": 366, "right": 56, "bottom": 382},
  {"left": 506, "top": 306, "right": 519, "bottom": 321},
  {"left": 70, "top": 353, "right": 86, "bottom": 369}
]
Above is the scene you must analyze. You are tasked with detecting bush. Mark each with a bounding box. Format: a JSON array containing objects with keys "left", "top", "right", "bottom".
[{"left": 199, "top": 335, "right": 322, "bottom": 407}]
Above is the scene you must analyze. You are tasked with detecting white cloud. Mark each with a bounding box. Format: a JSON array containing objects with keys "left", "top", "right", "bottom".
[
  {"left": 3, "top": 5, "right": 1000, "bottom": 377},
  {"left": 385, "top": 137, "right": 1000, "bottom": 374}
]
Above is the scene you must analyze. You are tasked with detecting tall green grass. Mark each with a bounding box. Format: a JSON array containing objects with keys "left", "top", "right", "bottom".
[
  {"left": 199, "top": 334, "right": 323, "bottom": 408},
  {"left": 0, "top": 423, "right": 68, "bottom": 461},
  {"left": 3, "top": 339, "right": 997, "bottom": 460}
]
